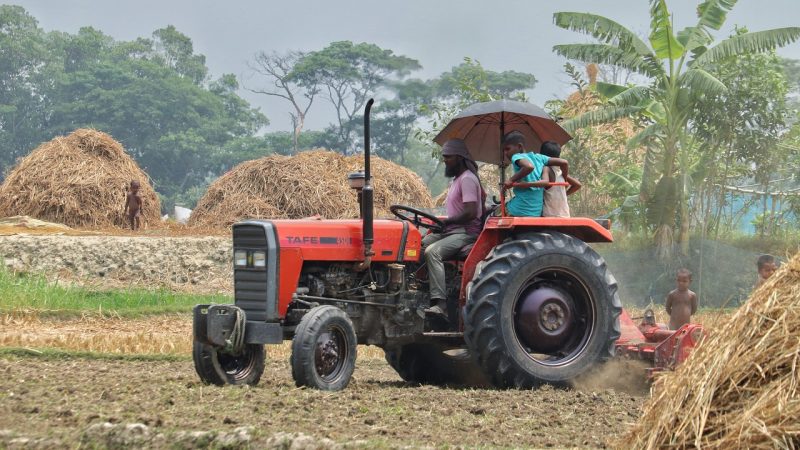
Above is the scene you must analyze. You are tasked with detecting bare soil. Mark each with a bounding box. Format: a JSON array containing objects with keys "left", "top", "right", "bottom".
[
  {"left": 0, "top": 230, "right": 651, "bottom": 448},
  {"left": 0, "top": 353, "right": 643, "bottom": 449}
]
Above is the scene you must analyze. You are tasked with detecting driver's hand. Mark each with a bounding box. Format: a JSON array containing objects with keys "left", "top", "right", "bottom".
[{"left": 503, "top": 181, "right": 514, "bottom": 190}]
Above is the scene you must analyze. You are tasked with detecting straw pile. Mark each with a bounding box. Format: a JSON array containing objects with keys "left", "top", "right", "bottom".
[
  {"left": 621, "top": 251, "right": 800, "bottom": 449},
  {"left": 0, "top": 129, "right": 160, "bottom": 228},
  {"left": 189, "top": 149, "right": 433, "bottom": 228}
]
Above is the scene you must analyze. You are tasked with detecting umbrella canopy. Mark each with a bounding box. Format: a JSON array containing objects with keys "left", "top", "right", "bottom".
[{"left": 433, "top": 99, "right": 572, "bottom": 165}]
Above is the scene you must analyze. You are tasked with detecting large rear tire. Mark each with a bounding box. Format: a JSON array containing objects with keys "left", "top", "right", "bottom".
[
  {"left": 464, "top": 231, "right": 621, "bottom": 388},
  {"left": 291, "top": 305, "right": 357, "bottom": 391},
  {"left": 384, "top": 344, "right": 488, "bottom": 386},
  {"left": 193, "top": 342, "right": 265, "bottom": 386}
]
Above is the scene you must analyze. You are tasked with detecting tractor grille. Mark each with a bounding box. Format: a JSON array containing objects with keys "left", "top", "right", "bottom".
[{"left": 232, "top": 222, "right": 279, "bottom": 322}]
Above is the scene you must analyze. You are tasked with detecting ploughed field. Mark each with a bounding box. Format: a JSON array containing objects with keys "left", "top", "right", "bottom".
[
  {"left": 0, "top": 341, "right": 642, "bottom": 449},
  {"left": 0, "top": 231, "right": 716, "bottom": 448}
]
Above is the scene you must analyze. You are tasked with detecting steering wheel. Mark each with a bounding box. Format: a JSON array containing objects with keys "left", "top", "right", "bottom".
[{"left": 390, "top": 205, "right": 445, "bottom": 233}]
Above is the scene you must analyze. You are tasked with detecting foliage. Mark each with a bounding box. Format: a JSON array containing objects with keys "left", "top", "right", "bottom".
[
  {"left": 546, "top": 64, "right": 644, "bottom": 218},
  {"left": 691, "top": 30, "right": 793, "bottom": 237},
  {"left": 248, "top": 50, "right": 318, "bottom": 152},
  {"left": 415, "top": 58, "right": 536, "bottom": 160},
  {"left": 289, "top": 41, "right": 421, "bottom": 153},
  {"left": 553, "top": 1, "right": 800, "bottom": 257},
  {"left": 0, "top": 8, "right": 269, "bottom": 213}
]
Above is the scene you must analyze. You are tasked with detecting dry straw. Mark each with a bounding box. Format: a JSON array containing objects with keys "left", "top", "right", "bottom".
[
  {"left": 189, "top": 149, "right": 433, "bottom": 228},
  {"left": 0, "top": 129, "right": 160, "bottom": 228},
  {"left": 620, "top": 251, "right": 800, "bottom": 449}
]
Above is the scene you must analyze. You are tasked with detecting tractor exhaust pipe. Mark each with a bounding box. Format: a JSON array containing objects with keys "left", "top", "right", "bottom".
[{"left": 357, "top": 99, "right": 375, "bottom": 271}]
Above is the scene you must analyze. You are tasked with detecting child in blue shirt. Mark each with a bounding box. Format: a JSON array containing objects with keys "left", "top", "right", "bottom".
[{"left": 501, "top": 131, "right": 570, "bottom": 217}]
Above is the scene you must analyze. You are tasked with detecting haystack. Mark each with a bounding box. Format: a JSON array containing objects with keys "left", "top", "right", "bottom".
[
  {"left": 0, "top": 129, "right": 160, "bottom": 228},
  {"left": 189, "top": 149, "right": 433, "bottom": 228},
  {"left": 621, "top": 251, "right": 800, "bottom": 449}
]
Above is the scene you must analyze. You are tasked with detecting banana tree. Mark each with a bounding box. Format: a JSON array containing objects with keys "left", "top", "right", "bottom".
[{"left": 553, "top": 0, "right": 800, "bottom": 258}]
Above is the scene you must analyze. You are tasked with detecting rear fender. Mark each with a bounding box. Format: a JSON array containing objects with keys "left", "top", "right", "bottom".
[{"left": 459, "top": 216, "right": 613, "bottom": 306}]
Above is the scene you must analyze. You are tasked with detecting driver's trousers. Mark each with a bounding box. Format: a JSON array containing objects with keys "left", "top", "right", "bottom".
[{"left": 422, "top": 229, "right": 476, "bottom": 300}]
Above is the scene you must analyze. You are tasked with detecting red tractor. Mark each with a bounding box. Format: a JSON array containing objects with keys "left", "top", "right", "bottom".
[{"left": 192, "top": 99, "right": 622, "bottom": 390}]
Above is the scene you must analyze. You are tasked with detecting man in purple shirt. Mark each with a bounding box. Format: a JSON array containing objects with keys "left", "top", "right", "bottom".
[{"left": 423, "top": 139, "right": 485, "bottom": 319}]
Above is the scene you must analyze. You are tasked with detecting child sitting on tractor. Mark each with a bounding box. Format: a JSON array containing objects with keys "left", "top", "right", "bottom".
[
  {"left": 501, "top": 132, "right": 570, "bottom": 217},
  {"left": 665, "top": 268, "right": 698, "bottom": 330},
  {"left": 538, "top": 141, "right": 582, "bottom": 218}
]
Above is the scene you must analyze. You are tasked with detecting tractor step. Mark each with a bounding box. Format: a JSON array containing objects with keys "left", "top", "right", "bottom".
[{"left": 422, "top": 332, "right": 463, "bottom": 338}]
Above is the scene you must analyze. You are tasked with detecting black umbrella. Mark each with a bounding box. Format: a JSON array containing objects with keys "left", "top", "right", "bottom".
[{"left": 433, "top": 99, "right": 572, "bottom": 166}]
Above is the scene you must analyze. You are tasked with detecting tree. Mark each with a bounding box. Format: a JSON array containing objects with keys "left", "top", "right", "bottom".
[
  {"left": 5, "top": 16, "right": 267, "bottom": 210},
  {"left": 151, "top": 25, "right": 208, "bottom": 85},
  {"left": 0, "top": 5, "right": 48, "bottom": 178},
  {"left": 413, "top": 58, "right": 538, "bottom": 184},
  {"left": 248, "top": 50, "right": 318, "bottom": 152},
  {"left": 693, "top": 37, "right": 791, "bottom": 236},
  {"left": 553, "top": 0, "right": 800, "bottom": 258},
  {"left": 289, "top": 41, "right": 421, "bottom": 152}
]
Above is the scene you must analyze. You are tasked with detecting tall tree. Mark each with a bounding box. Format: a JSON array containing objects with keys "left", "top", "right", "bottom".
[
  {"left": 553, "top": 0, "right": 800, "bottom": 258},
  {"left": 151, "top": 25, "right": 208, "bottom": 85},
  {"left": 248, "top": 50, "right": 318, "bottom": 153},
  {"left": 692, "top": 36, "right": 791, "bottom": 235},
  {"left": 289, "top": 41, "right": 421, "bottom": 152},
  {"left": 0, "top": 5, "right": 48, "bottom": 177}
]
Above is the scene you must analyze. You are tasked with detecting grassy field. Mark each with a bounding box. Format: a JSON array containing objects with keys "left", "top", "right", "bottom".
[{"left": 0, "top": 266, "right": 228, "bottom": 317}]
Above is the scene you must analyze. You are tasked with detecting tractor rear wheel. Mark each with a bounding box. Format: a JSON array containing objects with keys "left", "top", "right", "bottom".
[
  {"left": 464, "top": 231, "right": 621, "bottom": 388},
  {"left": 291, "top": 305, "right": 357, "bottom": 391},
  {"left": 193, "top": 342, "right": 265, "bottom": 386},
  {"left": 384, "top": 343, "right": 488, "bottom": 386}
]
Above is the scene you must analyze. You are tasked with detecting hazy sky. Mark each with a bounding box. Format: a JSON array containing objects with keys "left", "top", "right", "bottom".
[{"left": 9, "top": 0, "right": 800, "bottom": 131}]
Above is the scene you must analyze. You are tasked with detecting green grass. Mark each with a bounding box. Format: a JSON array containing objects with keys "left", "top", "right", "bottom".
[{"left": 0, "top": 267, "right": 230, "bottom": 317}]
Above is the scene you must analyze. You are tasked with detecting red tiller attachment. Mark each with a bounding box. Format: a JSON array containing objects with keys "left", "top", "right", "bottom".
[{"left": 615, "top": 309, "right": 705, "bottom": 380}]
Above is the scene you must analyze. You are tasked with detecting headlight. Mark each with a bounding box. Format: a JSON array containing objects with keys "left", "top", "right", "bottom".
[
  {"left": 234, "top": 250, "right": 247, "bottom": 267},
  {"left": 253, "top": 251, "right": 266, "bottom": 268}
]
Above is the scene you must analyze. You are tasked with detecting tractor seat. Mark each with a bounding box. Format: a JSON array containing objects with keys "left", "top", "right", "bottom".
[{"left": 456, "top": 243, "right": 475, "bottom": 260}]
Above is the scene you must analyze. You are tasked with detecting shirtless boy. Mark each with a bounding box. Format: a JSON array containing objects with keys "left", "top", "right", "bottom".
[
  {"left": 665, "top": 268, "right": 698, "bottom": 330},
  {"left": 124, "top": 180, "right": 143, "bottom": 231}
]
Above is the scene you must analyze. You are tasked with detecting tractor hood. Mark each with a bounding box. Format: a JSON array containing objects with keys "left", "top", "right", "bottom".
[{"left": 271, "top": 218, "right": 422, "bottom": 263}]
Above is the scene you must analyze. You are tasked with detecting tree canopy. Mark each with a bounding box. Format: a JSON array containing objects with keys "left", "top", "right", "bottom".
[{"left": 554, "top": 0, "right": 800, "bottom": 257}]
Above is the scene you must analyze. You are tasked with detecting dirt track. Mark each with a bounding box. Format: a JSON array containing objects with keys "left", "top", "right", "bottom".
[{"left": 0, "top": 353, "right": 643, "bottom": 449}]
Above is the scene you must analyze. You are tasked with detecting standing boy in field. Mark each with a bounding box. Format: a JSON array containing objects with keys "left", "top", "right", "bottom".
[
  {"left": 665, "top": 268, "right": 698, "bottom": 330},
  {"left": 539, "top": 141, "right": 582, "bottom": 218},
  {"left": 755, "top": 254, "right": 778, "bottom": 288},
  {"left": 124, "top": 180, "right": 143, "bottom": 231},
  {"left": 501, "top": 131, "right": 570, "bottom": 217}
]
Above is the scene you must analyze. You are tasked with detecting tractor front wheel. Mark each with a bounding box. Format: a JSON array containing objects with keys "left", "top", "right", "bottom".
[
  {"left": 291, "top": 305, "right": 357, "bottom": 391},
  {"left": 193, "top": 342, "right": 265, "bottom": 386},
  {"left": 464, "top": 231, "right": 621, "bottom": 388}
]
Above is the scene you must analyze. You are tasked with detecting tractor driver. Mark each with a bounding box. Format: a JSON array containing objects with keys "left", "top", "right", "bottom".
[{"left": 423, "top": 139, "right": 486, "bottom": 319}]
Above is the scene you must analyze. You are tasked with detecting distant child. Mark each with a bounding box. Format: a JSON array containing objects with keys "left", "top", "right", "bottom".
[
  {"left": 501, "top": 131, "right": 570, "bottom": 217},
  {"left": 124, "top": 180, "right": 143, "bottom": 231},
  {"left": 665, "top": 268, "right": 698, "bottom": 330},
  {"left": 539, "top": 141, "right": 582, "bottom": 218},
  {"left": 755, "top": 254, "right": 778, "bottom": 288}
]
